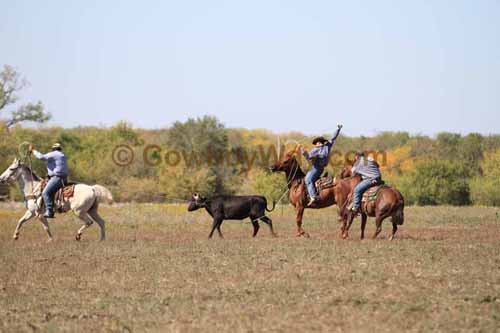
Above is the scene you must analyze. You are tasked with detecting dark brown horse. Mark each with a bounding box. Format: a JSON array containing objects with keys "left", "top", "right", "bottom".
[
  {"left": 335, "top": 166, "right": 405, "bottom": 240},
  {"left": 269, "top": 152, "right": 337, "bottom": 237}
]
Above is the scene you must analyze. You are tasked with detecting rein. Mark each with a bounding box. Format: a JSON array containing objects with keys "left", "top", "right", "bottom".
[
  {"left": 18, "top": 142, "right": 41, "bottom": 209},
  {"left": 273, "top": 156, "right": 302, "bottom": 207},
  {"left": 285, "top": 159, "right": 301, "bottom": 188}
]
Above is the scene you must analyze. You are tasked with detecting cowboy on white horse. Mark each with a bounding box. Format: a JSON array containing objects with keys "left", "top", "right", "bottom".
[
  {"left": 29, "top": 143, "right": 68, "bottom": 218},
  {"left": 0, "top": 156, "right": 113, "bottom": 241}
]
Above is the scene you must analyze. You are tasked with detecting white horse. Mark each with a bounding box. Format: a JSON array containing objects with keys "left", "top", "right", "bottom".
[{"left": 0, "top": 158, "right": 113, "bottom": 241}]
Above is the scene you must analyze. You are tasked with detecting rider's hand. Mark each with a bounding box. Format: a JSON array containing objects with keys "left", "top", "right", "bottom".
[
  {"left": 295, "top": 144, "right": 303, "bottom": 152},
  {"left": 337, "top": 124, "right": 343, "bottom": 129}
]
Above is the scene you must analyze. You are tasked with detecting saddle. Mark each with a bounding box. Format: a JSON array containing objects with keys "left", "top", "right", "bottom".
[
  {"left": 315, "top": 173, "right": 335, "bottom": 192},
  {"left": 39, "top": 179, "right": 77, "bottom": 213},
  {"left": 362, "top": 184, "right": 388, "bottom": 203},
  {"left": 343, "top": 181, "right": 388, "bottom": 216}
]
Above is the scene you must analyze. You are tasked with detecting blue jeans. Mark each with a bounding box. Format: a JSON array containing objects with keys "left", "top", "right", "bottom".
[
  {"left": 305, "top": 166, "right": 323, "bottom": 200},
  {"left": 353, "top": 179, "right": 374, "bottom": 210},
  {"left": 42, "top": 176, "right": 65, "bottom": 212}
]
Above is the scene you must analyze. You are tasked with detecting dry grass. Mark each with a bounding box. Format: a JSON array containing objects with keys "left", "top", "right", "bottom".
[{"left": 1, "top": 203, "right": 500, "bottom": 332}]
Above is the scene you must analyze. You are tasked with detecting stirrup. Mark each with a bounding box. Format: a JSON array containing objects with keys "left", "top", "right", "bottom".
[
  {"left": 307, "top": 197, "right": 317, "bottom": 207},
  {"left": 44, "top": 210, "right": 55, "bottom": 219}
]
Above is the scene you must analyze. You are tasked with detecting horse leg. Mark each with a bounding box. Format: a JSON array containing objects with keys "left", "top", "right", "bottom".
[
  {"left": 76, "top": 214, "right": 94, "bottom": 241},
  {"left": 372, "top": 215, "right": 385, "bottom": 239},
  {"left": 295, "top": 207, "right": 309, "bottom": 237},
  {"left": 251, "top": 219, "right": 260, "bottom": 237},
  {"left": 389, "top": 205, "right": 404, "bottom": 241},
  {"left": 346, "top": 211, "right": 357, "bottom": 232},
  {"left": 260, "top": 216, "right": 277, "bottom": 237},
  {"left": 342, "top": 213, "right": 355, "bottom": 239},
  {"left": 360, "top": 213, "right": 367, "bottom": 240},
  {"left": 13, "top": 210, "right": 35, "bottom": 240},
  {"left": 389, "top": 221, "right": 398, "bottom": 241},
  {"left": 38, "top": 216, "right": 53, "bottom": 242},
  {"left": 88, "top": 204, "right": 106, "bottom": 241}
]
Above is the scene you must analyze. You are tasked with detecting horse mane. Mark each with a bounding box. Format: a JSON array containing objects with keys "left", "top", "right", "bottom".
[
  {"left": 289, "top": 156, "right": 305, "bottom": 178},
  {"left": 20, "top": 165, "right": 41, "bottom": 181}
]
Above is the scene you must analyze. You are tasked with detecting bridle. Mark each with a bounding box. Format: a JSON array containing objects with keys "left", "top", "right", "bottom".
[{"left": 1, "top": 163, "right": 21, "bottom": 184}]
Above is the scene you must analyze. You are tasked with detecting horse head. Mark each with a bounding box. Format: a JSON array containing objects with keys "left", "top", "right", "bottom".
[
  {"left": 0, "top": 158, "right": 23, "bottom": 184},
  {"left": 269, "top": 151, "right": 298, "bottom": 173},
  {"left": 339, "top": 164, "right": 353, "bottom": 179}
]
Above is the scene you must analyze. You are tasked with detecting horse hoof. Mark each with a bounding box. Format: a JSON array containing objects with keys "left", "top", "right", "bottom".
[
  {"left": 342, "top": 233, "right": 348, "bottom": 239},
  {"left": 75, "top": 234, "right": 81, "bottom": 241}
]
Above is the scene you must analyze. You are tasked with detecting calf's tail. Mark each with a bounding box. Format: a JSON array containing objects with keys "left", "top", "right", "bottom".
[{"left": 266, "top": 199, "right": 276, "bottom": 212}]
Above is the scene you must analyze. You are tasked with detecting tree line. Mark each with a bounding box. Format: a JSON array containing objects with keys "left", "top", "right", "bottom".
[{"left": 1, "top": 116, "right": 500, "bottom": 206}]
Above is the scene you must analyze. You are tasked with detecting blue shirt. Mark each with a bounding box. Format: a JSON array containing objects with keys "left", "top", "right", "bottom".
[
  {"left": 352, "top": 156, "right": 381, "bottom": 180},
  {"left": 301, "top": 127, "right": 341, "bottom": 169},
  {"left": 33, "top": 150, "right": 68, "bottom": 177}
]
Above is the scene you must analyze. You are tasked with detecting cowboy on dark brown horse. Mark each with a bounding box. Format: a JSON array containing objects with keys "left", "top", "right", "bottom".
[
  {"left": 296, "top": 124, "right": 342, "bottom": 207},
  {"left": 348, "top": 151, "right": 383, "bottom": 214},
  {"left": 336, "top": 155, "right": 405, "bottom": 240}
]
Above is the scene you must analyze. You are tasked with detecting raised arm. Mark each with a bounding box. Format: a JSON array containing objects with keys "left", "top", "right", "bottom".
[{"left": 327, "top": 124, "right": 343, "bottom": 146}]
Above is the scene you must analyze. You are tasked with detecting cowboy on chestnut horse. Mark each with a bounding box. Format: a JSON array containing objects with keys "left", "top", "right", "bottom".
[{"left": 296, "top": 124, "right": 342, "bottom": 207}]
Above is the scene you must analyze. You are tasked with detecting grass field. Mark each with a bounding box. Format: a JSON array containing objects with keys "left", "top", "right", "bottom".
[{"left": 1, "top": 203, "right": 499, "bottom": 332}]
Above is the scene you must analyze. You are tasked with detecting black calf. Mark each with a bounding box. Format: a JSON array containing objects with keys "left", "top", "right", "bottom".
[{"left": 187, "top": 193, "right": 276, "bottom": 238}]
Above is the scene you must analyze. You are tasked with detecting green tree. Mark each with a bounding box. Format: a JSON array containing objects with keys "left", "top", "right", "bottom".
[
  {"left": 411, "top": 158, "right": 471, "bottom": 206},
  {"left": 166, "top": 116, "right": 238, "bottom": 194},
  {"left": 458, "top": 133, "right": 484, "bottom": 175},
  {"left": 0, "top": 65, "right": 51, "bottom": 128},
  {"left": 470, "top": 149, "right": 500, "bottom": 206},
  {"left": 247, "top": 169, "right": 288, "bottom": 204}
]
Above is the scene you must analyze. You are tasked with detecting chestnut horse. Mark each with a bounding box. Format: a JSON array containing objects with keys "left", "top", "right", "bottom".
[
  {"left": 335, "top": 166, "right": 405, "bottom": 240},
  {"left": 270, "top": 152, "right": 337, "bottom": 237}
]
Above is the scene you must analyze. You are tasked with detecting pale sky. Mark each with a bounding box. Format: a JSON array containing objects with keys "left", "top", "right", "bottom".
[{"left": 1, "top": 0, "right": 499, "bottom": 136}]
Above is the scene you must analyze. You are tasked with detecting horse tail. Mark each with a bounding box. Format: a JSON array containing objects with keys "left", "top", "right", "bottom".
[
  {"left": 392, "top": 195, "right": 405, "bottom": 226},
  {"left": 265, "top": 199, "right": 276, "bottom": 212},
  {"left": 93, "top": 185, "right": 114, "bottom": 204}
]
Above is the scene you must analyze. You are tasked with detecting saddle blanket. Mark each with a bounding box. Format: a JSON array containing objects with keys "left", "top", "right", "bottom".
[
  {"left": 362, "top": 185, "right": 388, "bottom": 202},
  {"left": 56, "top": 184, "right": 76, "bottom": 200},
  {"left": 315, "top": 176, "right": 335, "bottom": 192}
]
